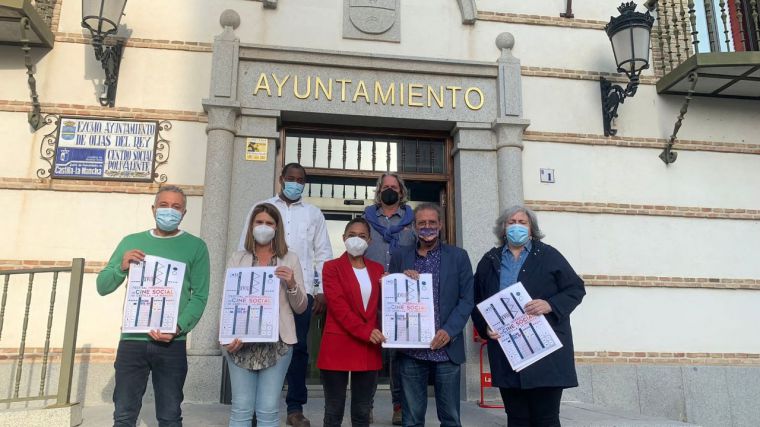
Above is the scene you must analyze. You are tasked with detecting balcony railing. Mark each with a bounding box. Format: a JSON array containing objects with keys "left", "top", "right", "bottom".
[
  {"left": 0, "top": 0, "right": 56, "bottom": 47},
  {"left": 0, "top": 259, "right": 84, "bottom": 407},
  {"left": 646, "top": 0, "right": 760, "bottom": 99},
  {"left": 30, "top": 0, "right": 55, "bottom": 26}
]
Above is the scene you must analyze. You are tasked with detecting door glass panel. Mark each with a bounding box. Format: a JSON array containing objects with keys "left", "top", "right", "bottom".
[{"left": 285, "top": 131, "right": 445, "bottom": 174}]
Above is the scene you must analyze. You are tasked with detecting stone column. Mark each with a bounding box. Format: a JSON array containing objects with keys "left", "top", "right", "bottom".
[
  {"left": 451, "top": 122, "right": 500, "bottom": 402},
  {"left": 186, "top": 10, "right": 241, "bottom": 402},
  {"left": 492, "top": 32, "right": 530, "bottom": 211},
  {"left": 227, "top": 109, "right": 281, "bottom": 256}
]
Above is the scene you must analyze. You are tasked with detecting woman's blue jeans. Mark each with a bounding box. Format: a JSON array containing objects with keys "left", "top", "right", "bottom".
[{"left": 225, "top": 347, "right": 293, "bottom": 427}]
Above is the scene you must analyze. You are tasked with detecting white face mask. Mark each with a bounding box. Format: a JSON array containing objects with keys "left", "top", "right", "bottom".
[
  {"left": 252, "top": 225, "right": 276, "bottom": 244},
  {"left": 344, "top": 236, "right": 369, "bottom": 257}
]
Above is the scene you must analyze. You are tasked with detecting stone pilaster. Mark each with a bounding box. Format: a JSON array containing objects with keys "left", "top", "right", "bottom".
[
  {"left": 186, "top": 10, "right": 242, "bottom": 402},
  {"left": 493, "top": 32, "right": 530, "bottom": 211}
]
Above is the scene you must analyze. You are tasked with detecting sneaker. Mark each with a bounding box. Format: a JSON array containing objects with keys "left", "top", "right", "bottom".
[
  {"left": 286, "top": 412, "right": 311, "bottom": 427},
  {"left": 392, "top": 405, "right": 402, "bottom": 426}
]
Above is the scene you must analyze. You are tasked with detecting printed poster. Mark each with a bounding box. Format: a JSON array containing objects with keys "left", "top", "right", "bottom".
[
  {"left": 476, "top": 282, "right": 563, "bottom": 372},
  {"left": 381, "top": 273, "right": 435, "bottom": 348},
  {"left": 219, "top": 267, "right": 280, "bottom": 344},
  {"left": 122, "top": 255, "right": 185, "bottom": 334}
]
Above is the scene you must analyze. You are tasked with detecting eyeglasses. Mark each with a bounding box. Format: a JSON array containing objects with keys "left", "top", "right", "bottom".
[{"left": 415, "top": 221, "right": 439, "bottom": 227}]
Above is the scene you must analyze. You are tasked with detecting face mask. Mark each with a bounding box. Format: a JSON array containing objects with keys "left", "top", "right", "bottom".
[
  {"left": 252, "top": 225, "right": 276, "bottom": 244},
  {"left": 155, "top": 208, "right": 182, "bottom": 232},
  {"left": 380, "top": 188, "right": 400, "bottom": 205},
  {"left": 417, "top": 227, "right": 439, "bottom": 241},
  {"left": 506, "top": 224, "right": 530, "bottom": 247},
  {"left": 282, "top": 181, "right": 304, "bottom": 201},
  {"left": 344, "top": 236, "right": 369, "bottom": 257}
]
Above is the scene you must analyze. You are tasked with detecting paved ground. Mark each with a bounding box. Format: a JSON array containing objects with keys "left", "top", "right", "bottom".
[{"left": 80, "top": 392, "right": 697, "bottom": 426}]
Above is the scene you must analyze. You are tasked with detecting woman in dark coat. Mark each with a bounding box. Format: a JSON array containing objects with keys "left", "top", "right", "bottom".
[{"left": 472, "top": 205, "right": 585, "bottom": 427}]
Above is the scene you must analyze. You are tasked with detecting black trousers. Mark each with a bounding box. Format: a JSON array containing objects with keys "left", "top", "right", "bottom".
[
  {"left": 499, "top": 387, "right": 563, "bottom": 427},
  {"left": 113, "top": 340, "right": 188, "bottom": 427},
  {"left": 321, "top": 369, "right": 378, "bottom": 427}
]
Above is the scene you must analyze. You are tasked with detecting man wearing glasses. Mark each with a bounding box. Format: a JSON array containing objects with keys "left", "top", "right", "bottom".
[{"left": 388, "top": 202, "right": 474, "bottom": 427}]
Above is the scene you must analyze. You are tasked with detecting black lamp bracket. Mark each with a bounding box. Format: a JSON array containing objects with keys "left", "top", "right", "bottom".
[
  {"left": 91, "top": 35, "right": 124, "bottom": 107},
  {"left": 600, "top": 75, "right": 640, "bottom": 137}
]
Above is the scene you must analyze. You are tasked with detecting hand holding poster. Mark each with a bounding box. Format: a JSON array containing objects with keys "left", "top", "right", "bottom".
[
  {"left": 381, "top": 273, "right": 435, "bottom": 348},
  {"left": 476, "top": 282, "right": 562, "bottom": 372},
  {"left": 122, "top": 255, "right": 185, "bottom": 334},
  {"left": 219, "top": 267, "right": 280, "bottom": 344}
]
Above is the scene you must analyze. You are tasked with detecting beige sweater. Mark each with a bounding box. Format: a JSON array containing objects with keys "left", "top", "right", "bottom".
[{"left": 226, "top": 250, "right": 308, "bottom": 344}]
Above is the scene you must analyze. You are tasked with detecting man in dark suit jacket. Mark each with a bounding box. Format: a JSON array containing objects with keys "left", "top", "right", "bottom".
[{"left": 389, "top": 202, "right": 474, "bottom": 427}]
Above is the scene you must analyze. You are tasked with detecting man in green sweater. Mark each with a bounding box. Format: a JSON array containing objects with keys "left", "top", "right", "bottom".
[{"left": 97, "top": 185, "right": 210, "bottom": 427}]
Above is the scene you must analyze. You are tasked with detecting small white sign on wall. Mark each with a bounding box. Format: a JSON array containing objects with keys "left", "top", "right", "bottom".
[{"left": 540, "top": 168, "right": 555, "bottom": 183}]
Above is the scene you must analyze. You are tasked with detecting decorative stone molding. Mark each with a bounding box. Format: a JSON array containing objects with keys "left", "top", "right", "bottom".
[
  {"left": 343, "top": 0, "right": 400, "bottom": 43},
  {"left": 0, "top": 100, "right": 208, "bottom": 122},
  {"left": 3, "top": 347, "right": 758, "bottom": 366},
  {"left": 575, "top": 351, "right": 760, "bottom": 366},
  {"left": 527, "top": 200, "right": 760, "bottom": 221},
  {"left": 478, "top": 10, "right": 607, "bottom": 30},
  {"left": 456, "top": 0, "right": 477, "bottom": 25},
  {"left": 523, "top": 131, "right": 760, "bottom": 155}
]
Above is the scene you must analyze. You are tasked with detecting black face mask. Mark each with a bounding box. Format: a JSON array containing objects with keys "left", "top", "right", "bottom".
[{"left": 380, "top": 188, "right": 400, "bottom": 205}]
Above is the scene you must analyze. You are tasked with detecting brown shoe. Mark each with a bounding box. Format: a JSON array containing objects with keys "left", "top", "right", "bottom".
[
  {"left": 286, "top": 412, "right": 311, "bottom": 427},
  {"left": 392, "top": 405, "right": 402, "bottom": 425}
]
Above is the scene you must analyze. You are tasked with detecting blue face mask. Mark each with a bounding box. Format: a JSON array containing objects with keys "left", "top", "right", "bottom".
[
  {"left": 282, "top": 181, "right": 304, "bottom": 201},
  {"left": 418, "top": 227, "right": 438, "bottom": 239},
  {"left": 155, "top": 208, "right": 183, "bottom": 232},
  {"left": 506, "top": 224, "right": 530, "bottom": 246}
]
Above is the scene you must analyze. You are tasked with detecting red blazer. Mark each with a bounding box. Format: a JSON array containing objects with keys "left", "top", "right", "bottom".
[{"left": 317, "top": 252, "right": 384, "bottom": 371}]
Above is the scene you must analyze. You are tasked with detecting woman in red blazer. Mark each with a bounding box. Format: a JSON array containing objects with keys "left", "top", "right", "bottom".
[{"left": 318, "top": 217, "right": 386, "bottom": 427}]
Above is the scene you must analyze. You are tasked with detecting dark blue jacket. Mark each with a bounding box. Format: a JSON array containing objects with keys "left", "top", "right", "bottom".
[
  {"left": 472, "top": 240, "right": 585, "bottom": 389},
  {"left": 389, "top": 243, "right": 474, "bottom": 365}
]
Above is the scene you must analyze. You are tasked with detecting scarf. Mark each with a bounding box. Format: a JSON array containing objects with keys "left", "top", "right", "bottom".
[{"left": 364, "top": 204, "right": 414, "bottom": 252}]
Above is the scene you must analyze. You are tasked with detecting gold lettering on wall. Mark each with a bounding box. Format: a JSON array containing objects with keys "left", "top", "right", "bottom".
[
  {"left": 254, "top": 73, "right": 272, "bottom": 97},
  {"left": 353, "top": 81, "right": 370, "bottom": 104},
  {"left": 251, "top": 72, "right": 487, "bottom": 112},
  {"left": 337, "top": 79, "right": 351, "bottom": 102},
  {"left": 315, "top": 77, "right": 333, "bottom": 100},
  {"left": 374, "top": 82, "right": 395, "bottom": 105},
  {"left": 293, "top": 76, "right": 311, "bottom": 99},
  {"left": 465, "top": 87, "right": 484, "bottom": 110},
  {"left": 427, "top": 86, "right": 444, "bottom": 108},
  {"left": 446, "top": 86, "right": 462, "bottom": 109},
  {"left": 272, "top": 74, "right": 290, "bottom": 97},
  {"left": 407, "top": 84, "right": 423, "bottom": 107}
]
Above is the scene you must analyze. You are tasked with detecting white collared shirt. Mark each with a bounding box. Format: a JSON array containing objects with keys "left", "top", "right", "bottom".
[{"left": 238, "top": 196, "right": 333, "bottom": 295}]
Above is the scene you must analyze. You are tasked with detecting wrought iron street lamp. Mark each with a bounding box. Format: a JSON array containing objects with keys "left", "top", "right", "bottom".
[
  {"left": 81, "top": 0, "right": 127, "bottom": 107},
  {"left": 600, "top": 2, "right": 654, "bottom": 136}
]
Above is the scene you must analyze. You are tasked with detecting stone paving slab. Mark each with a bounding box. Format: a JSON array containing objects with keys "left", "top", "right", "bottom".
[{"left": 79, "top": 393, "right": 698, "bottom": 427}]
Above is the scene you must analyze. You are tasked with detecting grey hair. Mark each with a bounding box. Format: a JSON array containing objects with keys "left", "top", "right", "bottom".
[
  {"left": 154, "top": 185, "right": 187, "bottom": 208},
  {"left": 413, "top": 202, "right": 444, "bottom": 222},
  {"left": 373, "top": 172, "right": 410, "bottom": 205},
  {"left": 493, "top": 205, "right": 544, "bottom": 245}
]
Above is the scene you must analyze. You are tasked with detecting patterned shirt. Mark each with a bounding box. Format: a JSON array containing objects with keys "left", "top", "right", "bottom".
[{"left": 404, "top": 244, "right": 449, "bottom": 362}]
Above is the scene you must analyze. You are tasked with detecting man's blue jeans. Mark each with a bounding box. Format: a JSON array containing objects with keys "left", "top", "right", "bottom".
[
  {"left": 398, "top": 353, "right": 462, "bottom": 427},
  {"left": 112, "top": 340, "right": 188, "bottom": 427},
  {"left": 286, "top": 294, "right": 313, "bottom": 414}
]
